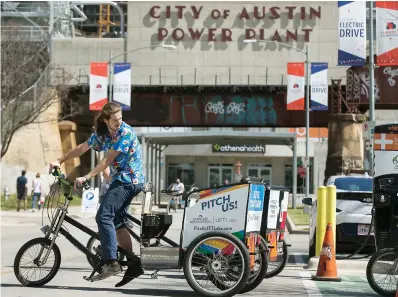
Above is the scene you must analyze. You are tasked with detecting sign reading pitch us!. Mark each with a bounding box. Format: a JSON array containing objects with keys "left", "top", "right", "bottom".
[{"left": 148, "top": 5, "right": 321, "bottom": 43}]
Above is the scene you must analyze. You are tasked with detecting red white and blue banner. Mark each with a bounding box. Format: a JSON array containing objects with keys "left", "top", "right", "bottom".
[
  {"left": 113, "top": 63, "right": 131, "bottom": 110},
  {"left": 376, "top": 1, "right": 398, "bottom": 66},
  {"left": 338, "top": 1, "right": 366, "bottom": 66},
  {"left": 89, "top": 62, "right": 108, "bottom": 111},
  {"left": 287, "top": 62, "right": 305, "bottom": 110},
  {"left": 310, "top": 63, "right": 328, "bottom": 111}
]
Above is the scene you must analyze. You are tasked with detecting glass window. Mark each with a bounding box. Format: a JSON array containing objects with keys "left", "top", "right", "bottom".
[
  {"left": 167, "top": 163, "right": 195, "bottom": 191},
  {"left": 285, "top": 165, "right": 293, "bottom": 190},
  {"left": 333, "top": 177, "right": 372, "bottom": 191},
  {"left": 208, "top": 164, "right": 233, "bottom": 187}
]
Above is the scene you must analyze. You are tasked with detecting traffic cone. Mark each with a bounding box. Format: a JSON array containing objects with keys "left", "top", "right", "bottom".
[{"left": 311, "top": 223, "right": 342, "bottom": 282}]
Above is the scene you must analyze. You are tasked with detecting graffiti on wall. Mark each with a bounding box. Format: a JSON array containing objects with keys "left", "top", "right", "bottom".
[
  {"left": 346, "top": 66, "right": 398, "bottom": 104},
  {"left": 123, "top": 93, "right": 329, "bottom": 127}
]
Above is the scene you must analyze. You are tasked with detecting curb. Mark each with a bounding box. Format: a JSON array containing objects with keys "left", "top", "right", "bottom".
[
  {"left": 286, "top": 213, "right": 310, "bottom": 234},
  {"left": 305, "top": 256, "right": 369, "bottom": 271}
]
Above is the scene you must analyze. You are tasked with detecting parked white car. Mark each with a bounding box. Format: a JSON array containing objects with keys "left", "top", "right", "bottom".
[{"left": 305, "top": 174, "right": 375, "bottom": 257}]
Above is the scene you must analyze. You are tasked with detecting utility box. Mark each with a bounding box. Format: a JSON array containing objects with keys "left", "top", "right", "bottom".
[{"left": 373, "top": 124, "right": 398, "bottom": 250}]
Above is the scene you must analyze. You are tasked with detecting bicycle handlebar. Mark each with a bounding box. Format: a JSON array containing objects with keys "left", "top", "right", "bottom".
[
  {"left": 51, "top": 166, "right": 90, "bottom": 190},
  {"left": 161, "top": 189, "right": 181, "bottom": 197}
]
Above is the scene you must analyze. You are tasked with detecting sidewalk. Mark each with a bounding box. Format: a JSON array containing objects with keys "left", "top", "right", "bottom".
[
  {"left": 0, "top": 204, "right": 144, "bottom": 219},
  {"left": 286, "top": 212, "right": 310, "bottom": 234}
]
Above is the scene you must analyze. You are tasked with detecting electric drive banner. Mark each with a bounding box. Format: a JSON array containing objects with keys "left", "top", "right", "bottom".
[
  {"left": 376, "top": 1, "right": 398, "bottom": 66},
  {"left": 287, "top": 62, "right": 305, "bottom": 110},
  {"left": 310, "top": 63, "right": 328, "bottom": 110},
  {"left": 113, "top": 63, "right": 131, "bottom": 110},
  {"left": 89, "top": 62, "right": 108, "bottom": 111},
  {"left": 338, "top": 1, "right": 366, "bottom": 66}
]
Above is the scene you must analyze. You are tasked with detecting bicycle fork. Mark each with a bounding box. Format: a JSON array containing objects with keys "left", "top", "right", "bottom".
[{"left": 37, "top": 206, "right": 68, "bottom": 265}]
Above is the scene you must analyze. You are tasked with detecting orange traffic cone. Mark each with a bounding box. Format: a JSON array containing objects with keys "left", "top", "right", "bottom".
[{"left": 311, "top": 223, "right": 342, "bottom": 282}]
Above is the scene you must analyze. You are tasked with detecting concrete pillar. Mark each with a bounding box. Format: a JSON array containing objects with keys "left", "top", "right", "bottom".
[
  {"left": 324, "top": 114, "right": 367, "bottom": 183},
  {"left": 58, "top": 121, "right": 80, "bottom": 177}
]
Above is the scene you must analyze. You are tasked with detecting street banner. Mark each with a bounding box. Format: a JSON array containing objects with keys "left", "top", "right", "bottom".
[
  {"left": 287, "top": 62, "right": 305, "bottom": 110},
  {"left": 310, "top": 62, "right": 328, "bottom": 110},
  {"left": 113, "top": 63, "right": 131, "bottom": 110},
  {"left": 338, "top": 1, "right": 366, "bottom": 66},
  {"left": 89, "top": 62, "right": 108, "bottom": 110},
  {"left": 376, "top": 1, "right": 398, "bottom": 65}
]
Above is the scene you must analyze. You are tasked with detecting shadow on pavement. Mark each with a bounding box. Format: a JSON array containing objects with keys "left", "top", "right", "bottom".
[
  {"left": 1, "top": 283, "right": 200, "bottom": 296},
  {"left": 4, "top": 265, "right": 93, "bottom": 272}
]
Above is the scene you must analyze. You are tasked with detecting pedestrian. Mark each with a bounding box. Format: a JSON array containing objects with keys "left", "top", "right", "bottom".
[
  {"left": 175, "top": 178, "right": 185, "bottom": 208},
  {"left": 31, "top": 173, "right": 43, "bottom": 212},
  {"left": 16, "top": 170, "right": 28, "bottom": 212},
  {"left": 223, "top": 179, "right": 230, "bottom": 185},
  {"left": 49, "top": 102, "right": 145, "bottom": 285}
]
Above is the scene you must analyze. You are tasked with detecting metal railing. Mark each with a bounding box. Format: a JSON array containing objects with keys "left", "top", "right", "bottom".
[{"left": 1, "top": 26, "right": 50, "bottom": 41}]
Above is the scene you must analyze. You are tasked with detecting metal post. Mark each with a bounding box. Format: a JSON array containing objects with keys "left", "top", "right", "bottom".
[
  {"left": 108, "top": 50, "right": 113, "bottom": 102},
  {"left": 141, "top": 135, "right": 146, "bottom": 179},
  {"left": 154, "top": 144, "right": 158, "bottom": 205},
  {"left": 369, "top": 1, "right": 375, "bottom": 176},
  {"left": 90, "top": 151, "right": 95, "bottom": 188},
  {"left": 157, "top": 145, "right": 162, "bottom": 205},
  {"left": 305, "top": 44, "right": 310, "bottom": 197},
  {"left": 292, "top": 136, "right": 298, "bottom": 209},
  {"left": 151, "top": 144, "right": 155, "bottom": 183},
  {"left": 146, "top": 141, "right": 150, "bottom": 181}
]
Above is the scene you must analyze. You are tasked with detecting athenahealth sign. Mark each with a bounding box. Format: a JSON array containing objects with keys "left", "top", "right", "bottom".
[{"left": 212, "top": 144, "right": 266, "bottom": 153}]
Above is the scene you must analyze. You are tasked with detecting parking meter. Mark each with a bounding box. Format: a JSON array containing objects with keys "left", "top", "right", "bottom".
[{"left": 373, "top": 124, "right": 398, "bottom": 250}]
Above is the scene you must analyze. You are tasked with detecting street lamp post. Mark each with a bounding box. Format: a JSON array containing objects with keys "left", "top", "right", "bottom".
[
  {"left": 107, "top": 44, "right": 177, "bottom": 102},
  {"left": 243, "top": 39, "right": 311, "bottom": 198}
]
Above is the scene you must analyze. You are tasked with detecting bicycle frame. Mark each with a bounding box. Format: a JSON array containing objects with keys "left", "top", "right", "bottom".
[{"left": 39, "top": 200, "right": 139, "bottom": 268}]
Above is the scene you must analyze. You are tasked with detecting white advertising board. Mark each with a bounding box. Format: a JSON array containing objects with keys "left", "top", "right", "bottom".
[
  {"left": 246, "top": 184, "right": 265, "bottom": 232},
  {"left": 267, "top": 190, "right": 281, "bottom": 230},
  {"left": 182, "top": 184, "right": 249, "bottom": 249}
]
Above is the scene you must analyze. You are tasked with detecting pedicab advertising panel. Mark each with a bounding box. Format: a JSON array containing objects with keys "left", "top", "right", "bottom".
[
  {"left": 246, "top": 184, "right": 266, "bottom": 233},
  {"left": 182, "top": 184, "right": 250, "bottom": 249}
]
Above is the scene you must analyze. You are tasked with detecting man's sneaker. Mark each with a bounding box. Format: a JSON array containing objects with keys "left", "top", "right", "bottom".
[
  {"left": 115, "top": 265, "right": 144, "bottom": 287},
  {"left": 90, "top": 261, "right": 122, "bottom": 281}
]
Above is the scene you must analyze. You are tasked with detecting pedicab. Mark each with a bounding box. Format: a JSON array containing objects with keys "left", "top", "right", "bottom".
[{"left": 14, "top": 167, "right": 268, "bottom": 297}]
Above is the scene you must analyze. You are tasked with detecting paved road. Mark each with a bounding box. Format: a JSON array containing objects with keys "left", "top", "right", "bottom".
[{"left": 1, "top": 209, "right": 379, "bottom": 296}]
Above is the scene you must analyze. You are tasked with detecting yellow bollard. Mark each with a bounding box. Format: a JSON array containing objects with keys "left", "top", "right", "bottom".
[
  {"left": 316, "top": 186, "right": 326, "bottom": 257},
  {"left": 326, "top": 185, "right": 337, "bottom": 248}
]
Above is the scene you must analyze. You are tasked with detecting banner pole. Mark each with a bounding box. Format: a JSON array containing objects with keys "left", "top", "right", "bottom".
[{"left": 369, "top": 1, "right": 375, "bottom": 176}]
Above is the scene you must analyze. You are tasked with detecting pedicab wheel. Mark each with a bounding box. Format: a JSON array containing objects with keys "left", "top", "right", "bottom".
[
  {"left": 366, "top": 248, "right": 398, "bottom": 297},
  {"left": 86, "top": 235, "right": 124, "bottom": 268},
  {"left": 207, "top": 237, "right": 268, "bottom": 294},
  {"left": 264, "top": 239, "right": 288, "bottom": 278},
  {"left": 183, "top": 231, "right": 250, "bottom": 297},
  {"left": 238, "top": 239, "right": 268, "bottom": 294},
  {"left": 14, "top": 237, "right": 61, "bottom": 287}
]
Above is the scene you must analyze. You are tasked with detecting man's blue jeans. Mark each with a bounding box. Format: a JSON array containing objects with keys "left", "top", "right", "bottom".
[{"left": 96, "top": 181, "right": 143, "bottom": 261}]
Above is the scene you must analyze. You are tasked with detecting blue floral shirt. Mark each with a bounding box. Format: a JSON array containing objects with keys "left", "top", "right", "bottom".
[{"left": 87, "top": 122, "right": 145, "bottom": 185}]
